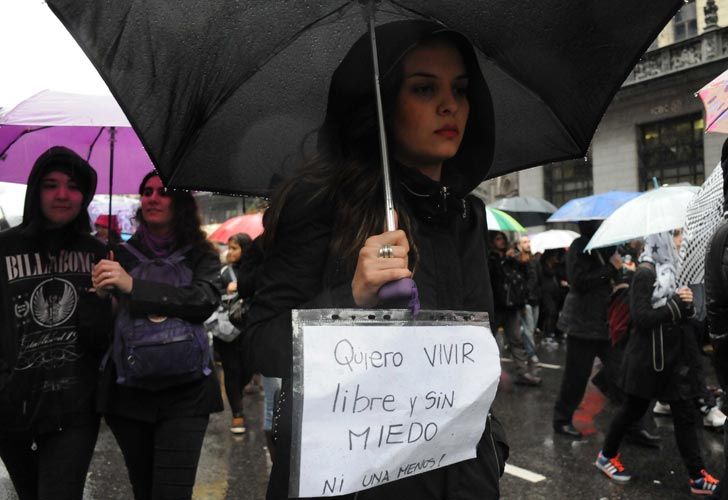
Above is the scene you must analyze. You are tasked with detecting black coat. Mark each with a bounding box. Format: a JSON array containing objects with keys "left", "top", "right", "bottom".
[
  {"left": 247, "top": 170, "right": 508, "bottom": 500},
  {"left": 97, "top": 236, "right": 223, "bottom": 421},
  {"left": 487, "top": 251, "right": 528, "bottom": 314},
  {"left": 525, "top": 258, "right": 542, "bottom": 306},
  {"left": 704, "top": 220, "right": 728, "bottom": 403},
  {"left": 619, "top": 264, "right": 700, "bottom": 401},
  {"left": 557, "top": 236, "right": 617, "bottom": 340}
]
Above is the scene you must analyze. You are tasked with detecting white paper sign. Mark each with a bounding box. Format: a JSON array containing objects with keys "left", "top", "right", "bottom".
[{"left": 290, "top": 315, "right": 500, "bottom": 498}]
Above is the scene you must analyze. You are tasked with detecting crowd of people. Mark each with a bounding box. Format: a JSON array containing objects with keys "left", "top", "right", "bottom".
[{"left": 2, "top": 17, "right": 728, "bottom": 500}]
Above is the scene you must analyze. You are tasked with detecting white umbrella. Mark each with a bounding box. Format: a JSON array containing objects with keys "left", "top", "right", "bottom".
[
  {"left": 678, "top": 162, "right": 724, "bottom": 285},
  {"left": 0, "top": 181, "right": 27, "bottom": 228},
  {"left": 585, "top": 185, "right": 700, "bottom": 251},
  {"left": 530, "top": 229, "right": 580, "bottom": 255}
]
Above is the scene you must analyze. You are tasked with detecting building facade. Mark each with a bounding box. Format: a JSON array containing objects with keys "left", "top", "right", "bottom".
[{"left": 482, "top": 0, "right": 728, "bottom": 206}]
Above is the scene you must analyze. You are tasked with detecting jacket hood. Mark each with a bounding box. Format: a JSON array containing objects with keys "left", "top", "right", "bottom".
[
  {"left": 22, "top": 146, "right": 97, "bottom": 232},
  {"left": 320, "top": 20, "right": 495, "bottom": 197}
]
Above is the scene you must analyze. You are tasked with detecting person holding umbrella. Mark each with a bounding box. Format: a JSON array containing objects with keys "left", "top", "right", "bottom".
[
  {"left": 0, "top": 147, "right": 110, "bottom": 500},
  {"left": 595, "top": 230, "right": 719, "bottom": 495},
  {"left": 92, "top": 172, "right": 223, "bottom": 500},
  {"left": 247, "top": 20, "right": 508, "bottom": 500}
]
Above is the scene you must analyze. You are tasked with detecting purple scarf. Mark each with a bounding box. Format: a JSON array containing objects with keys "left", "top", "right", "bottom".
[{"left": 136, "top": 223, "right": 176, "bottom": 258}]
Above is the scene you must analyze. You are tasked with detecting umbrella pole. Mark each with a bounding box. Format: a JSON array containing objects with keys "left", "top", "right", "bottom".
[
  {"left": 365, "top": 1, "right": 396, "bottom": 232},
  {"left": 108, "top": 126, "right": 116, "bottom": 251}
]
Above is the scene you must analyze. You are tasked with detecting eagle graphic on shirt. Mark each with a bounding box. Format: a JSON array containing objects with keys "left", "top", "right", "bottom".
[{"left": 31, "top": 279, "right": 77, "bottom": 327}]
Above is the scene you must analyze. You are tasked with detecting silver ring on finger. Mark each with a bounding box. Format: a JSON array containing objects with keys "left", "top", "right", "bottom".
[{"left": 378, "top": 244, "right": 394, "bottom": 259}]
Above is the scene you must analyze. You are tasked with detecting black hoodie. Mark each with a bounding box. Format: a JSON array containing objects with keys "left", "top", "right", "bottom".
[{"left": 0, "top": 146, "right": 110, "bottom": 436}]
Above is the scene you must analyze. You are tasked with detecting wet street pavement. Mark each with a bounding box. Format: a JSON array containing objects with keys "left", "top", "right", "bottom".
[{"left": 0, "top": 342, "right": 724, "bottom": 499}]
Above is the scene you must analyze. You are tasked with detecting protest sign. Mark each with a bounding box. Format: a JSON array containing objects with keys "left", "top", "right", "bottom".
[{"left": 288, "top": 309, "right": 500, "bottom": 498}]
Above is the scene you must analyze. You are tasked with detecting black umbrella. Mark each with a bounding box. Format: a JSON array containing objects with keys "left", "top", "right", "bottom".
[
  {"left": 489, "top": 196, "right": 558, "bottom": 227},
  {"left": 46, "top": 0, "right": 681, "bottom": 201}
]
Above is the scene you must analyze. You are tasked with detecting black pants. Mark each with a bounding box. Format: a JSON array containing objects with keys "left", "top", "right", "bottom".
[
  {"left": 0, "top": 419, "right": 100, "bottom": 500},
  {"left": 106, "top": 414, "right": 209, "bottom": 500},
  {"left": 603, "top": 394, "right": 703, "bottom": 478},
  {"left": 213, "top": 336, "right": 252, "bottom": 417},
  {"left": 553, "top": 336, "right": 611, "bottom": 426}
]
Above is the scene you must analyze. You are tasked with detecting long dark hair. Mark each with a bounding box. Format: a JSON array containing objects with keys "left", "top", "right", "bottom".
[
  {"left": 228, "top": 232, "right": 253, "bottom": 254},
  {"left": 136, "top": 172, "right": 213, "bottom": 251},
  {"left": 264, "top": 30, "right": 481, "bottom": 270}
]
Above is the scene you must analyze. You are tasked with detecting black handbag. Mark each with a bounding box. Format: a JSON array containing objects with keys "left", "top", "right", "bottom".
[
  {"left": 227, "top": 294, "right": 249, "bottom": 329},
  {"left": 221, "top": 265, "right": 249, "bottom": 329}
]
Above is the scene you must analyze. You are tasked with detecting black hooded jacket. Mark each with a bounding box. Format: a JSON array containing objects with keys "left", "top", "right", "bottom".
[
  {"left": 0, "top": 147, "right": 110, "bottom": 436},
  {"left": 246, "top": 21, "right": 506, "bottom": 500}
]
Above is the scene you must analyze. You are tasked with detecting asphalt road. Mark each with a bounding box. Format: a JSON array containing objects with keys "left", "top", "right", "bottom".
[{"left": 0, "top": 341, "right": 724, "bottom": 499}]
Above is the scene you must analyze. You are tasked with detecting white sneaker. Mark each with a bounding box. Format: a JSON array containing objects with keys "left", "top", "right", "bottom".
[
  {"left": 703, "top": 406, "right": 727, "bottom": 428},
  {"left": 653, "top": 401, "right": 672, "bottom": 415}
]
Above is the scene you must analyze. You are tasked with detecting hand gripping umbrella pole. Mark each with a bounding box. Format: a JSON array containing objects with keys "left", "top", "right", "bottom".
[{"left": 363, "top": 1, "right": 420, "bottom": 314}]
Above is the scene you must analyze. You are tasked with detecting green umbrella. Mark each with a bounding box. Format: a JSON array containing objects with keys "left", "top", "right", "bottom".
[{"left": 485, "top": 206, "right": 526, "bottom": 232}]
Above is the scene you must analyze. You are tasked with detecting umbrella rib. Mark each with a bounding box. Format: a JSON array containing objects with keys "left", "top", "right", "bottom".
[
  {"left": 86, "top": 127, "right": 106, "bottom": 162},
  {"left": 0, "top": 126, "right": 53, "bottom": 159}
]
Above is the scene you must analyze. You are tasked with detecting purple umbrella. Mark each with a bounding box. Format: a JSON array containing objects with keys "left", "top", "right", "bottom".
[{"left": 0, "top": 89, "right": 153, "bottom": 194}]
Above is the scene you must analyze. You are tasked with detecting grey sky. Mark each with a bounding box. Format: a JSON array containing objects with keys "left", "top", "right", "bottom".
[{"left": 0, "top": 1, "right": 110, "bottom": 112}]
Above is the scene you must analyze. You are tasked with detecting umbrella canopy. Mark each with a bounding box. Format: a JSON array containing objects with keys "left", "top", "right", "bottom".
[
  {"left": 485, "top": 207, "right": 525, "bottom": 233},
  {"left": 208, "top": 213, "right": 265, "bottom": 244},
  {"left": 0, "top": 90, "right": 153, "bottom": 194},
  {"left": 698, "top": 68, "right": 728, "bottom": 135},
  {"left": 489, "top": 196, "right": 557, "bottom": 227},
  {"left": 678, "top": 162, "right": 724, "bottom": 285},
  {"left": 530, "top": 229, "right": 580, "bottom": 255},
  {"left": 547, "top": 191, "right": 641, "bottom": 223},
  {"left": 585, "top": 186, "right": 700, "bottom": 251},
  {"left": 46, "top": 0, "right": 682, "bottom": 195}
]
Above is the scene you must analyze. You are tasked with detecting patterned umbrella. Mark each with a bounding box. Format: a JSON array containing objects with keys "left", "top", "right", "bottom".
[
  {"left": 485, "top": 207, "right": 525, "bottom": 232},
  {"left": 698, "top": 69, "right": 728, "bottom": 134},
  {"left": 678, "top": 162, "right": 724, "bottom": 285}
]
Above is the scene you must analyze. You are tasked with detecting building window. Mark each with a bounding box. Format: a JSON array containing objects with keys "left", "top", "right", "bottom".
[
  {"left": 543, "top": 154, "right": 593, "bottom": 208},
  {"left": 674, "top": 0, "right": 698, "bottom": 41},
  {"left": 638, "top": 114, "right": 704, "bottom": 190}
]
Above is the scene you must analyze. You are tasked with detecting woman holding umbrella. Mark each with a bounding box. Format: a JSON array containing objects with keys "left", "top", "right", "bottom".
[
  {"left": 247, "top": 20, "right": 507, "bottom": 500},
  {"left": 92, "top": 172, "right": 223, "bottom": 500}
]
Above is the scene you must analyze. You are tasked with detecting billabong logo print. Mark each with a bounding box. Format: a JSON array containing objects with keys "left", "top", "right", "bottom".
[{"left": 30, "top": 278, "right": 77, "bottom": 327}]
